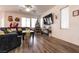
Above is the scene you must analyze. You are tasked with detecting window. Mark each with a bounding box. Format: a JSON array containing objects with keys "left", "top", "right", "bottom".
[
  {"left": 0, "top": 16, "right": 4, "bottom": 27},
  {"left": 21, "top": 17, "right": 37, "bottom": 28},
  {"left": 21, "top": 17, "right": 27, "bottom": 27},
  {"left": 60, "top": 6, "right": 69, "bottom": 29},
  {"left": 40, "top": 18, "right": 43, "bottom": 28},
  {"left": 26, "top": 18, "right": 30, "bottom": 27},
  {"left": 31, "top": 18, "right": 37, "bottom": 28}
]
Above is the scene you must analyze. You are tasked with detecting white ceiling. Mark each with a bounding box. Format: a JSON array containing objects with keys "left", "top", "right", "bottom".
[{"left": 0, "top": 5, "right": 54, "bottom": 16}]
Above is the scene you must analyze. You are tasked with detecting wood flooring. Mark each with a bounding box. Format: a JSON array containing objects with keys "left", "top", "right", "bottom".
[{"left": 9, "top": 34, "right": 79, "bottom": 53}]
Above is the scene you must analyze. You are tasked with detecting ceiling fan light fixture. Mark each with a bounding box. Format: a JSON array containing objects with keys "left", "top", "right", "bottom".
[
  {"left": 19, "top": 5, "right": 35, "bottom": 12},
  {"left": 25, "top": 8, "right": 31, "bottom": 12}
]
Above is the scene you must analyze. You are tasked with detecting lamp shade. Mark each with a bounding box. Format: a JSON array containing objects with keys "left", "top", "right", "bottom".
[
  {"left": 8, "top": 16, "right": 13, "bottom": 22},
  {"left": 15, "top": 17, "right": 20, "bottom": 22}
]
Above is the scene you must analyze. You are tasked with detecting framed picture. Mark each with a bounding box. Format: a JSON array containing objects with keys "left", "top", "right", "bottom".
[
  {"left": 43, "top": 13, "right": 53, "bottom": 25},
  {"left": 55, "top": 15, "right": 57, "bottom": 19},
  {"left": 73, "top": 10, "right": 79, "bottom": 16}
]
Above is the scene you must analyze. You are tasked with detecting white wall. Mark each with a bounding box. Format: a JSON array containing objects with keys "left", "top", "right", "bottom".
[{"left": 41, "top": 5, "right": 79, "bottom": 46}]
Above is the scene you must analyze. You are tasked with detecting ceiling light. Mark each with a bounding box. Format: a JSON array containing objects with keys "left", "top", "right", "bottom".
[
  {"left": 25, "top": 8, "right": 31, "bottom": 12},
  {"left": 19, "top": 5, "right": 35, "bottom": 12}
]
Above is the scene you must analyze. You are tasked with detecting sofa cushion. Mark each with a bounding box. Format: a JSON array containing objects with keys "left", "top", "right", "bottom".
[{"left": 0, "top": 31, "right": 5, "bottom": 35}]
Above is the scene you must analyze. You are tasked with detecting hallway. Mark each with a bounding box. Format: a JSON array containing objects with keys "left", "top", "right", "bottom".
[{"left": 9, "top": 34, "right": 79, "bottom": 53}]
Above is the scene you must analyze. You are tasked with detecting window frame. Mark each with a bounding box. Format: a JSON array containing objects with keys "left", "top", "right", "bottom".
[
  {"left": 0, "top": 16, "right": 5, "bottom": 27},
  {"left": 21, "top": 17, "right": 37, "bottom": 28},
  {"left": 31, "top": 18, "right": 37, "bottom": 28},
  {"left": 60, "top": 6, "right": 69, "bottom": 29}
]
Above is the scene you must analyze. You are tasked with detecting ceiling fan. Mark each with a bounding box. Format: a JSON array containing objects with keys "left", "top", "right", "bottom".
[
  {"left": 19, "top": 5, "right": 40, "bottom": 16},
  {"left": 19, "top": 5, "right": 36, "bottom": 12}
]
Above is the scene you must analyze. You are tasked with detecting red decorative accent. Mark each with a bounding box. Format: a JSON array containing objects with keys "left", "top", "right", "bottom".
[
  {"left": 10, "top": 23, "right": 12, "bottom": 28},
  {"left": 14, "top": 23, "right": 18, "bottom": 28},
  {"left": 9, "top": 22, "right": 19, "bottom": 28}
]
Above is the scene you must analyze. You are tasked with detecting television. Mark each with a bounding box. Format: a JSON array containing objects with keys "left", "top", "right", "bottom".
[{"left": 43, "top": 13, "right": 53, "bottom": 25}]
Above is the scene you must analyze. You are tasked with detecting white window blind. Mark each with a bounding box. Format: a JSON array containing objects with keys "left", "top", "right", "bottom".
[
  {"left": 26, "top": 18, "right": 30, "bottom": 27},
  {"left": 40, "top": 18, "right": 43, "bottom": 28},
  {"left": 21, "top": 17, "right": 37, "bottom": 28},
  {"left": 21, "top": 17, "right": 27, "bottom": 27},
  {"left": 31, "top": 18, "right": 37, "bottom": 28},
  {"left": 0, "top": 16, "right": 4, "bottom": 27},
  {"left": 61, "top": 6, "right": 69, "bottom": 29}
]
